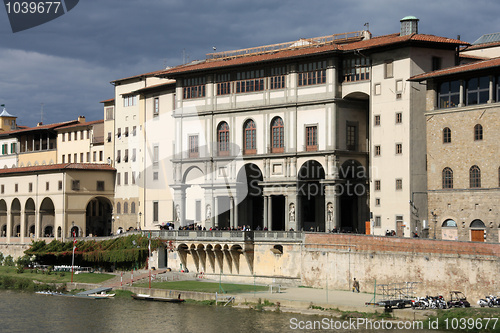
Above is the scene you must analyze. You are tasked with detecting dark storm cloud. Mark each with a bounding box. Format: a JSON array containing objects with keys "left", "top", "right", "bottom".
[{"left": 0, "top": 0, "right": 498, "bottom": 126}]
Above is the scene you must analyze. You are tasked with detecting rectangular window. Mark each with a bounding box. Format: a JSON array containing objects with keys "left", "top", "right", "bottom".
[
  {"left": 374, "top": 216, "right": 381, "bottom": 227},
  {"left": 466, "top": 76, "right": 489, "bottom": 105},
  {"left": 132, "top": 126, "right": 137, "bottom": 136},
  {"left": 29, "top": 182, "right": 33, "bottom": 192},
  {"left": 153, "top": 97, "right": 159, "bottom": 117},
  {"left": 86, "top": 152, "right": 90, "bottom": 162},
  {"left": 80, "top": 130, "right": 84, "bottom": 140},
  {"left": 235, "top": 70, "right": 265, "bottom": 93},
  {"left": 384, "top": 60, "right": 394, "bottom": 78},
  {"left": 80, "top": 153, "right": 83, "bottom": 162},
  {"left": 15, "top": 183, "right": 18, "bottom": 192},
  {"left": 62, "top": 155, "right": 65, "bottom": 163},
  {"left": 396, "top": 112, "right": 402, "bottom": 124},
  {"left": 117, "top": 173, "right": 121, "bottom": 186},
  {"left": 105, "top": 107, "right": 114, "bottom": 120},
  {"left": 374, "top": 145, "right": 381, "bottom": 156},
  {"left": 62, "top": 133, "right": 65, "bottom": 142},
  {"left": 217, "top": 74, "right": 231, "bottom": 95},
  {"left": 58, "top": 181, "right": 62, "bottom": 190},
  {"left": 123, "top": 95, "right": 137, "bottom": 107},
  {"left": 1, "top": 144, "right": 6, "bottom": 155},
  {"left": 305, "top": 126, "right": 317, "bottom": 151},
  {"left": 68, "top": 132, "right": 71, "bottom": 141},
  {"left": 117, "top": 128, "right": 121, "bottom": 138},
  {"left": 396, "top": 178, "right": 403, "bottom": 190},
  {"left": 432, "top": 56, "right": 442, "bottom": 71},
  {"left": 153, "top": 145, "right": 159, "bottom": 165},
  {"left": 438, "top": 80, "right": 460, "bottom": 108},
  {"left": 298, "top": 61, "right": 326, "bottom": 86},
  {"left": 375, "top": 180, "right": 381, "bottom": 191},
  {"left": 270, "top": 66, "right": 286, "bottom": 89},
  {"left": 375, "top": 198, "right": 380, "bottom": 206},
  {"left": 93, "top": 151, "right": 97, "bottom": 162},
  {"left": 74, "top": 153, "right": 77, "bottom": 163},
  {"left": 72, "top": 180, "right": 80, "bottom": 191},
  {"left": 343, "top": 57, "right": 371, "bottom": 82},
  {"left": 132, "top": 172, "right": 136, "bottom": 185},
  {"left": 46, "top": 182, "right": 49, "bottom": 191},
  {"left": 107, "top": 132, "right": 112, "bottom": 142},
  {"left": 116, "top": 150, "right": 121, "bottom": 163},
  {"left": 153, "top": 201, "right": 159, "bottom": 222},
  {"left": 124, "top": 149, "right": 128, "bottom": 162},
  {"left": 183, "top": 77, "right": 206, "bottom": 99},
  {"left": 124, "top": 127, "right": 129, "bottom": 137},
  {"left": 97, "top": 181, "right": 104, "bottom": 191},
  {"left": 189, "top": 135, "right": 199, "bottom": 158},
  {"left": 1, "top": 184, "right": 4, "bottom": 194},
  {"left": 346, "top": 123, "right": 357, "bottom": 151},
  {"left": 396, "top": 143, "right": 402, "bottom": 154},
  {"left": 11, "top": 142, "right": 16, "bottom": 154},
  {"left": 74, "top": 132, "right": 77, "bottom": 141},
  {"left": 153, "top": 171, "right": 159, "bottom": 180},
  {"left": 99, "top": 151, "right": 103, "bottom": 162},
  {"left": 68, "top": 154, "right": 71, "bottom": 163},
  {"left": 374, "top": 115, "right": 380, "bottom": 126},
  {"left": 124, "top": 172, "right": 128, "bottom": 185}
]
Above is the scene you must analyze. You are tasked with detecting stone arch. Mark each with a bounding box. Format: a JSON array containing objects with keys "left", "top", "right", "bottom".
[
  {"left": 214, "top": 244, "right": 223, "bottom": 272},
  {"left": 441, "top": 219, "right": 458, "bottom": 241},
  {"left": 183, "top": 165, "right": 205, "bottom": 228},
  {"left": 196, "top": 244, "right": 207, "bottom": 272},
  {"left": 298, "top": 160, "right": 325, "bottom": 232},
  {"left": 10, "top": 198, "right": 21, "bottom": 237},
  {"left": 25, "top": 198, "right": 36, "bottom": 238},
  {"left": 177, "top": 243, "right": 189, "bottom": 271},
  {"left": 470, "top": 219, "right": 486, "bottom": 242},
  {"left": 337, "top": 159, "right": 368, "bottom": 233},
  {"left": 205, "top": 244, "right": 216, "bottom": 273},
  {"left": 189, "top": 244, "right": 200, "bottom": 272},
  {"left": 230, "top": 244, "right": 243, "bottom": 274},
  {"left": 85, "top": 196, "right": 113, "bottom": 237},
  {"left": 39, "top": 197, "right": 55, "bottom": 238},
  {"left": 0, "top": 199, "right": 6, "bottom": 237},
  {"left": 236, "top": 163, "right": 263, "bottom": 230}
]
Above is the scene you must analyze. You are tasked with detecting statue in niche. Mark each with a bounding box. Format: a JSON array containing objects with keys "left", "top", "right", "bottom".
[
  {"left": 175, "top": 205, "right": 180, "bottom": 223},
  {"left": 289, "top": 203, "right": 295, "bottom": 222},
  {"left": 327, "top": 202, "right": 333, "bottom": 222},
  {"left": 206, "top": 204, "right": 211, "bottom": 222}
]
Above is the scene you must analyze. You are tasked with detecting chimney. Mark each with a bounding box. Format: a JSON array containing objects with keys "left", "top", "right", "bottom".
[
  {"left": 400, "top": 16, "right": 419, "bottom": 36},
  {"left": 78, "top": 115, "right": 86, "bottom": 123},
  {"left": 37, "top": 122, "right": 43, "bottom": 126}
]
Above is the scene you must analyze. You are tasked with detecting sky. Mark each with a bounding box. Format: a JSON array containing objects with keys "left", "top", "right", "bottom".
[{"left": 0, "top": 0, "right": 499, "bottom": 127}]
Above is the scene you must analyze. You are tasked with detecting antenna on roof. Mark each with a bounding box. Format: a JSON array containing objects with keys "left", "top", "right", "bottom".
[
  {"left": 364, "top": 22, "right": 369, "bottom": 31},
  {"left": 40, "top": 103, "right": 44, "bottom": 123}
]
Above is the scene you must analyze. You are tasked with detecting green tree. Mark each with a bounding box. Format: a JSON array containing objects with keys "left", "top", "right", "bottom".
[{"left": 4, "top": 255, "right": 14, "bottom": 267}]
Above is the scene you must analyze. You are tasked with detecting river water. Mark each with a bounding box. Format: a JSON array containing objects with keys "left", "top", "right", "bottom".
[{"left": 0, "top": 290, "right": 443, "bottom": 333}]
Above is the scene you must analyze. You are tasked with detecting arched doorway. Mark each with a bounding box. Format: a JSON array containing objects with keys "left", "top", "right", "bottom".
[
  {"left": 25, "top": 198, "right": 35, "bottom": 238},
  {"left": 40, "top": 198, "right": 55, "bottom": 238},
  {"left": 338, "top": 159, "right": 368, "bottom": 233},
  {"left": 298, "top": 160, "right": 325, "bottom": 232},
  {"left": 184, "top": 166, "right": 205, "bottom": 228},
  {"left": 236, "top": 163, "right": 263, "bottom": 230},
  {"left": 441, "top": 219, "right": 457, "bottom": 240},
  {"left": 470, "top": 219, "right": 485, "bottom": 242},
  {"left": 86, "top": 197, "right": 112, "bottom": 236},
  {"left": 11, "top": 199, "right": 21, "bottom": 237}
]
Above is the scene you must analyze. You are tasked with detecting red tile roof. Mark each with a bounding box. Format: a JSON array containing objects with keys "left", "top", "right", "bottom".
[
  {"left": 100, "top": 98, "right": 115, "bottom": 103},
  {"left": 56, "top": 119, "right": 104, "bottom": 130},
  {"left": 1, "top": 120, "right": 79, "bottom": 135},
  {"left": 111, "top": 69, "right": 167, "bottom": 84},
  {"left": 0, "top": 163, "right": 115, "bottom": 175},
  {"left": 409, "top": 56, "right": 500, "bottom": 81},
  {"left": 158, "top": 33, "right": 468, "bottom": 76},
  {"left": 463, "top": 40, "right": 500, "bottom": 51}
]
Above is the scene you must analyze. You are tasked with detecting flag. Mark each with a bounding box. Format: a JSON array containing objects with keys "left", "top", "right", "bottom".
[{"left": 73, "top": 231, "right": 77, "bottom": 251}]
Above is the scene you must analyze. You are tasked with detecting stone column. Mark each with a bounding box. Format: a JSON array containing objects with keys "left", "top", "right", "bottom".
[
  {"left": 268, "top": 196, "right": 273, "bottom": 231},
  {"left": 263, "top": 196, "right": 268, "bottom": 230},
  {"left": 324, "top": 184, "right": 337, "bottom": 232},
  {"left": 214, "top": 197, "right": 219, "bottom": 228},
  {"left": 20, "top": 209, "right": 26, "bottom": 243},
  {"left": 6, "top": 209, "right": 11, "bottom": 242}
]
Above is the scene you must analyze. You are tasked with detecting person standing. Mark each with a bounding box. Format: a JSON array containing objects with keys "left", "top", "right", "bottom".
[{"left": 352, "top": 278, "right": 360, "bottom": 293}]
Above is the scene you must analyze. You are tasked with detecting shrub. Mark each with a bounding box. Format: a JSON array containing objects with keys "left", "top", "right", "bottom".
[{"left": 4, "top": 255, "right": 14, "bottom": 267}]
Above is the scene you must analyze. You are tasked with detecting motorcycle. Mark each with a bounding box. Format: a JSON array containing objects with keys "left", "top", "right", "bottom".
[{"left": 477, "top": 296, "right": 493, "bottom": 308}]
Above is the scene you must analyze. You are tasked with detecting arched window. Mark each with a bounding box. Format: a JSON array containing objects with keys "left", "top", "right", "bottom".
[
  {"left": 442, "top": 167, "right": 453, "bottom": 189},
  {"left": 243, "top": 119, "right": 256, "bottom": 155},
  {"left": 469, "top": 165, "right": 481, "bottom": 188},
  {"left": 217, "top": 121, "right": 230, "bottom": 156},
  {"left": 441, "top": 219, "right": 457, "bottom": 227},
  {"left": 443, "top": 127, "right": 451, "bottom": 143},
  {"left": 474, "top": 124, "right": 483, "bottom": 141},
  {"left": 470, "top": 219, "right": 485, "bottom": 228},
  {"left": 123, "top": 202, "right": 128, "bottom": 214},
  {"left": 271, "top": 117, "right": 284, "bottom": 153},
  {"left": 131, "top": 202, "right": 136, "bottom": 214},
  {"left": 116, "top": 202, "right": 121, "bottom": 214}
]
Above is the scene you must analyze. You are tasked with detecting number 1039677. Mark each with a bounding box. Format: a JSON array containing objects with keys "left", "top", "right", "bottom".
[
  {"left": 443, "top": 318, "right": 498, "bottom": 330},
  {"left": 5, "top": 2, "right": 62, "bottom": 14}
]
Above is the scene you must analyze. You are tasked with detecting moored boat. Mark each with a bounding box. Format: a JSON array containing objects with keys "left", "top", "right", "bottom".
[{"left": 131, "top": 293, "right": 184, "bottom": 303}]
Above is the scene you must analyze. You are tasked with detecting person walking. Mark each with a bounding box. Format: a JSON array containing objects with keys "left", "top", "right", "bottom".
[{"left": 352, "top": 278, "right": 360, "bottom": 293}]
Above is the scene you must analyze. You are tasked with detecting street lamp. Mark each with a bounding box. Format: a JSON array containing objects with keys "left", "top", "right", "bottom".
[{"left": 138, "top": 212, "right": 142, "bottom": 231}]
